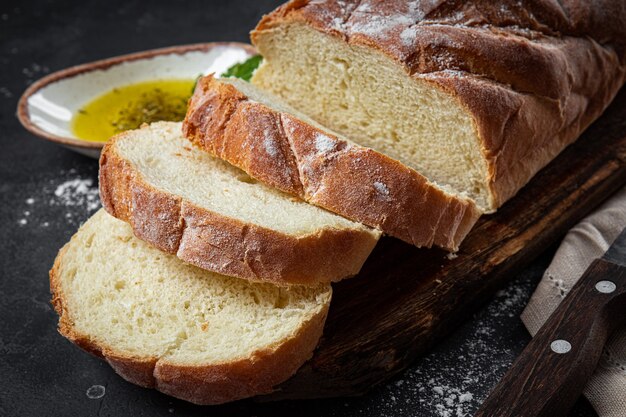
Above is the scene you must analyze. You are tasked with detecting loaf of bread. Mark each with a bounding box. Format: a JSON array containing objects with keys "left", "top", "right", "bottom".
[
  {"left": 47, "top": 1, "right": 626, "bottom": 407},
  {"left": 50, "top": 209, "right": 332, "bottom": 404},
  {"left": 184, "top": 76, "right": 480, "bottom": 250},
  {"left": 99, "top": 121, "right": 380, "bottom": 286},
  {"left": 250, "top": 0, "right": 626, "bottom": 212}
]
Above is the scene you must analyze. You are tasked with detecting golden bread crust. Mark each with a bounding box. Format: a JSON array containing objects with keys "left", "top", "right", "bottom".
[
  {"left": 98, "top": 125, "right": 380, "bottom": 286},
  {"left": 251, "top": 0, "right": 626, "bottom": 208},
  {"left": 184, "top": 76, "right": 480, "bottom": 250},
  {"left": 49, "top": 224, "right": 331, "bottom": 405}
]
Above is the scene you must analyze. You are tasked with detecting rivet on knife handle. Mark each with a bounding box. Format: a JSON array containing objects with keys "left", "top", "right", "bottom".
[{"left": 475, "top": 258, "right": 626, "bottom": 417}]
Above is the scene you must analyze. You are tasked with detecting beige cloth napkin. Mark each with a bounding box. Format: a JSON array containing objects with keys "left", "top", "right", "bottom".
[{"left": 521, "top": 185, "right": 626, "bottom": 417}]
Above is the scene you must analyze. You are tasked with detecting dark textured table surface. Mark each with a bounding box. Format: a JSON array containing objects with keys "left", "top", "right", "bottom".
[{"left": 0, "top": 1, "right": 599, "bottom": 416}]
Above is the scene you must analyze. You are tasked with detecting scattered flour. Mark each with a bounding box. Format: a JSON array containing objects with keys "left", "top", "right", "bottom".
[
  {"left": 22, "top": 62, "right": 50, "bottom": 85},
  {"left": 373, "top": 181, "right": 390, "bottom": 197},
  {"left": 0, "top": 87, "right": 12, "bottom": 98},
  {"left": 17, "top": 170, "right": 101, "bottom": 227},
  {"left": 53, "top": 178, "right": 100, "bottom": 211},
  {"left": 458, "top": 393, "right": 473, "bottom": 403},
  {"left": 322, "top": 267, "right": 540, "bottom": 417},
  {"left": 400, "top": 26, "right": 419, "bottom": 46},
  {"left": 430, "top": 383, "right": 474, "bottom": 416},
  {"left": 263, "top": 128, "right": 278, "bottom": 157},
  {"left": 348, "top": 0, "right": 423, "bottom": 40},
  {"left": 323, "top": 0, "right": 449, "bottom": 55},
  {"left": 315, "top": 132, "right": 336, "bottom": 154}
]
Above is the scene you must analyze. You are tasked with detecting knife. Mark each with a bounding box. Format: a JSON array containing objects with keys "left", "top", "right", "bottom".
[{"left": 475, "top": 227, "right": 626, "bottom": 417}]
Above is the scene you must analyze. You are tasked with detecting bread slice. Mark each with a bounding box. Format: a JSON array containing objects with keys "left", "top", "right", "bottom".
[
  {"left": 99, "top": 121, "right": 379, "bottom": 286},
  {"left": 250, "top": 0, "right": 626, "bottom": 212},
  {"left": 183, "top": 75, "right": 480, "bottom": 250},
  {"left": 50, "top": 209, "right": 332, "bottom": 405}
]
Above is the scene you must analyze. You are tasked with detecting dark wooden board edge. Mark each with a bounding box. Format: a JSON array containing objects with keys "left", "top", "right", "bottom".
[{"left": 260, "top": 87, "right": 626, "bottom": 400}]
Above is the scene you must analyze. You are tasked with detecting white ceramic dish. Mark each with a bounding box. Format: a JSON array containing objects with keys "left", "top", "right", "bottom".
[{"left": 17, "top": 42, "right": 255, "bottom": 158}]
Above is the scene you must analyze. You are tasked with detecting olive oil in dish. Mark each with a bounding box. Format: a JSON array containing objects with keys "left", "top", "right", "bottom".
[{"left": 71, "top": 79, "right": 195, "bottom": 142}]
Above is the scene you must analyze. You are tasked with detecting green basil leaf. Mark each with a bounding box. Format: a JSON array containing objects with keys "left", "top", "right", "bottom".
[{"left": 221, "top": 55, "right": 263, "bottom": 81}]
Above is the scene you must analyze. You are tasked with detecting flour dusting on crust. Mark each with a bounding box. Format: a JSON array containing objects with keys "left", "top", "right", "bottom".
[
  {"left": 263, "top": 128, "right": 279, "bottom": 157},
  {"left": 315, "top": 132, "right": 336, "bottom": 154}
]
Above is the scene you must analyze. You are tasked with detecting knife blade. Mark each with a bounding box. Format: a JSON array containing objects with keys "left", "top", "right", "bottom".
[
  {"left": 603, "top": 227, "right": 626, "bottom": 267},
  {"left": 476, "top": 226, "right": 626, "bottom": 417}
]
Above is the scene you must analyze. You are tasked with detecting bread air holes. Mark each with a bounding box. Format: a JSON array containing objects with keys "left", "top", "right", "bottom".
[
  {"left": 116, "top": 235, "right": 131, "bottom": 243},
  {"left": 274, "top": 289, "right": 289, "bottom": 309},
  {"left": 66, "top": 267, "right": 78, "bottom": 282},
  {"left": 114, "top": 280, "right": 126, "bottom": 290},
  {"left": 330, "top": 57, "right": 349, "bottom": 75},
  {"left": 84, "top": 233, "right": 95, "bottom": 248}
]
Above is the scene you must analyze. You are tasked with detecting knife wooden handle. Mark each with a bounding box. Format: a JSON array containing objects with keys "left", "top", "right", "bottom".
[{"left": 475, "top": 258, "right": 626, "bottom": 417}]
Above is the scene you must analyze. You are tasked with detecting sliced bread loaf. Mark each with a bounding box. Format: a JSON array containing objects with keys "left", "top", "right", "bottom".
[
  {"left": 250, "top": 0, "right": 626, "bottom": 212},
  {"left": 183, "top": 75, "right": 480, "bottom": 250},
  {"left": 50, "top": 209, "right": 332, "bottom": 405},
  {"left": 99, "top": 121, "right": 380, "bottom": 286}
]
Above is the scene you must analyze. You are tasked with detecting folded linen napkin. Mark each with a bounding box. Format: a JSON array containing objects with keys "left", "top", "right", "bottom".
[{"left": 521, "top": 185, "right": 626, "bottom": 417}]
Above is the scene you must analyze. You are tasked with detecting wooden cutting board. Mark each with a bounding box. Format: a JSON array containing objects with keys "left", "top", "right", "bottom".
[{"left": 262, "top": 88, "right": 626, "bottom": 401}]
